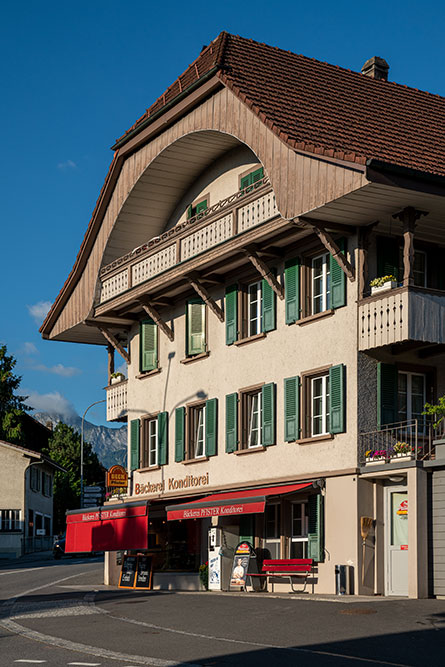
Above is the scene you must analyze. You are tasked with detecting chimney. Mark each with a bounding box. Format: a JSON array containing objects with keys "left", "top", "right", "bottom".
[{"left": 361, "top": 56, "right": 389, "bottom": 81}]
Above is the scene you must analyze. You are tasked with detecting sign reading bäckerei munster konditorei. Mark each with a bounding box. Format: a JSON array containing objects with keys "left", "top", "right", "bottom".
[{"left": 135, "top": 472, "right": 210, "bottom": 496}]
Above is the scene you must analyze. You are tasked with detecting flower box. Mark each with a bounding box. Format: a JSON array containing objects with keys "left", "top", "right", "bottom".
[
  {"left": 110, "top": 374, "right": 125, "bottom": 385},
  {"left": 365, "top": 457, "right": 386, "bottom": 465},
  {"left": 371, "top": 281, "right": 397, "bottom": 295},
  {"left": 390, "top": 454, "right": 413, "bottom": 463}
]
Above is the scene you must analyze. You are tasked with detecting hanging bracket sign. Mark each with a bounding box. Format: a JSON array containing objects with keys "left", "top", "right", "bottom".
[{"left": 107, "top": 465, "right": 128, "bottom": 489}]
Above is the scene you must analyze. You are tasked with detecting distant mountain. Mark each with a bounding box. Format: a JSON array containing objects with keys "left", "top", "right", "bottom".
[{"left": 33, "top": 411, "right": 127, "bottom": 469}]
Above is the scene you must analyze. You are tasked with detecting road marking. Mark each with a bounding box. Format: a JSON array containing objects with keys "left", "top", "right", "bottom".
[
  {"left": 0, "top": 567, "right": 45, "bottom": 576},
  {"left": 68, "top": 663, "right": 102, "bottom": 666},
  {"left": 14, "top": 661, "right": 47, "bottom": 663},
  {"left": 106, "top": 610, "right": 410, "bottom": 667}
]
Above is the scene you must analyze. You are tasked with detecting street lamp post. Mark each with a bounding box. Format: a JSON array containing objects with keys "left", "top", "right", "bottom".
[{"left": 80, "top": 399, "right": 106, "bottom": 508}]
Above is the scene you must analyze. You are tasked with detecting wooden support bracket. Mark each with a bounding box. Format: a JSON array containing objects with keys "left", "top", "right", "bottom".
[
  {"left": 98, "top": 326, "right": 130, "bottom": 365},
  {"left": 242, "top": 246, "right": 285, "bottom": 299},
  {"left": 139, "top": 298, "right": 174, "bottom": 342},
  {"left": 296, "top": 218, "right": 356, "bottom": 282},
  {"left": 187, "top": 274, "right": 225, "bottom": 322}
]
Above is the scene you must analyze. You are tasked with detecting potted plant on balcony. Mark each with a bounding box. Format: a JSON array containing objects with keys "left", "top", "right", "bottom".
[
  {"left": 110, "top": 371, "right": 125, "bottom": 385},
  {"left": 390, "top": 441, "right": 413, "bottom": 462},
  {"left": 370, "top": 275, "right": 398, "bottom": 295},
  {"left": 365, "top": 449, "right": 387, "bottom": 464},
  {"left": 423, "top": 397, "right": 445, "bottom": 460}
]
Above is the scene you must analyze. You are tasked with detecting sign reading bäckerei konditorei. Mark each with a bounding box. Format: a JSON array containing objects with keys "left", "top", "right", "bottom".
[
  {"left": 107, "top": 465, "right": 128, "bottom": 489},
  {"left": 135, "top": 472, "right": 210, "bottom": 496}
]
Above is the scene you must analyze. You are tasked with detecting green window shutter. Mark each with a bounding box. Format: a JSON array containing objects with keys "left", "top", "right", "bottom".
[
  {"left": 157, "top": 412, "right": 168, "bottom": 466},
  {"left": 262, "top": 382, "right": 275, "bottom": 446},
  {"left": 239, "top": 515, "right": 254, "bottom": 545},
  {"left": 308, "top": 494, "right": 324, "bottom": 562},
  {"left": 262, "top": 277, "right": 276, "bottom": 332},
  {"left": 175, "top": 407, "right": 185, "bottom": 462},
  {"left": 195, "top": 199, "right": 207, "bottom": 215},
  {"left": 130, "top": 419, "right": 140, "bottom": 471},
  {"left": 225, "top": 285, "right": 238, "bottom": 345},
  {"left": 186, "top": 204, "right": 193, "bottom": 219},
  {"left": 377, "top": 237, "right": 399, "bottom": 281},
  {"left": 187, "top": 299, "right": 206, "bottom": 355},
  {"left": 240, "top": 174, "right": 250, "bottom": 190},
  {"left": 377, "top": 362, "right": 398, "bottom": 428},
  {"left": 284, "top": 376, "right": 300, "bottom": 442},
  {"left": 330, "top": 237, "right": 346, "bottom": 309},
  {"left": 329, "top": 364, "right": 345, "bottom": 434},
  {"left": 205, "top": 398, "right": 218, "bottom": 457},
  {"left": 140, "top": 319, "right": 157, "bottom": 372},
  {"left": 225, "top": 393, "right": 238, "bottom": 453},
  {"left": 285, "top": 257, "right": 300, "bottom": 324},
  {"left": 251, "top": 166, "right": 264, "bottom": 183}
]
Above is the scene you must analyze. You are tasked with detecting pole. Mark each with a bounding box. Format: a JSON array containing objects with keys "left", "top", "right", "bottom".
[{"left": 80, "top": 399, "right": 106, "bottom": 508}]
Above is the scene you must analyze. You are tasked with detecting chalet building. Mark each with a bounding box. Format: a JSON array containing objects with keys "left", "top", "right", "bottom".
[{"left": 41, "top": 33, "right": 445, "bottom": 597}]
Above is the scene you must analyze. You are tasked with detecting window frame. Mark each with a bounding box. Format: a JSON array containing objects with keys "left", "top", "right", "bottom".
[
  {"left": 247, "top": 279, "right": 263, "bottom": 337},
  {"left": 290, "top": 500, "right": 309, "bottom": 558},
  {"left": 263, "top": 502, "right": 281, "bottom": 559},
  {"left": 239, "top": 166, "right": 264, "bottom": 192},
  {"left": 0, "top": 509, "right": 20, "bottom": 532},
  {"left": 398, "top": 371, "right": 426, "bottom": 425},
  {"left": 239, "top": 383, "right": 264, "bottom": 450},
  {"left": 42, "top": 471, "right": 52, "bottom": 497},
  {"left": 187, "top": 194, "right": 209, "bottom": 220},
  {"left": 187, "top": 401, "right": 207, "bottom": 460},
  {"left": 301, "top": 366, "right": 332, "bottom": 439},
  {"left": 30, "top": 466, "right": 41, "bottom": 492},
  {"left": 141, "top": 413, "right": 160, "bottom": 468},
  {"left": 186, "top": 298, "right": 207, "bottom": 358},
  {"left": 311, "top": 252, "right": 331, "bottom": 315}
]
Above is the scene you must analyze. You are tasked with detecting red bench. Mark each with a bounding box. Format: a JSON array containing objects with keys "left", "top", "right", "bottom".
[{"left": 247, "top": 558, "right": 314, "bottom": 593}]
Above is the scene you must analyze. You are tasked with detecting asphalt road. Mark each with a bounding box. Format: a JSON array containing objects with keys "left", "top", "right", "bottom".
[{"left": 1, "top": 554, "right": 445, "bottom": 666}]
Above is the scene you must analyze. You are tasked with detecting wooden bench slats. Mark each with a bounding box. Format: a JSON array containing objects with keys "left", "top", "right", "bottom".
[
  {"left": 263, "top": 565, "right": 311, "bottom": 573},
  {"left": 263, "top": 559, "right": 312, "bottom": 566},
  {"left": 246, "top": 558, "right": 315, "bottom": 593}
]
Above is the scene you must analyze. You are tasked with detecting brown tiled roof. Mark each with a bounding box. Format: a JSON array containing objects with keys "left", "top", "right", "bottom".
[{"left": 117, "top": 32, "right": 445, "bottom": 177}]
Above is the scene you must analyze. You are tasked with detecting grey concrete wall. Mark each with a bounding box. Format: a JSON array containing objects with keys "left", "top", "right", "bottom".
[{"left": 432, "top": 469, "right": 445, "bottom": 596}]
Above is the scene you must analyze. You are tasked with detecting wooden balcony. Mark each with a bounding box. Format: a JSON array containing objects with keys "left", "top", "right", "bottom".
[
  {"left": 358, "top": 286, "right": 445, "bottom": 351},
  {"left": 106, "top": 380, "right": 128, "bottom": 422},
  {"left": 98, "top": 179, "right": 278, "bottom": 306}
]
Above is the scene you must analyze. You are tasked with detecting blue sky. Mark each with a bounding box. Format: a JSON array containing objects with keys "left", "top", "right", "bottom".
[{"left": 1, "top": 0, "right": 444, "bottom": 427}]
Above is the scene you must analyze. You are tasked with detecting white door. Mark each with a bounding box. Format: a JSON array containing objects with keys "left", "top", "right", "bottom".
[{"left": 385, "top": 487, "right": 408, "bottom": 596}]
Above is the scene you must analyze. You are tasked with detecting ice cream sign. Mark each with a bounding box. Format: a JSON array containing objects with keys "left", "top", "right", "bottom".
[{"left": 396, "top": 499, "right": 408, "bottom": 517}]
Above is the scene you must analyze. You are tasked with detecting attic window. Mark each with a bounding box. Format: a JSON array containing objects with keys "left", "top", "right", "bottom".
[
  {"left": 240, "top": 167, "right": 264, "bottom": 192},
  {"left": 187, "top": 198, "right": 208, "bottom": 220}
]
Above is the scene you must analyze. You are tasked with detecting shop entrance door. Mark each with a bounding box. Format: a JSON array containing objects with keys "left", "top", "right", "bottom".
[{"left": 385, "top": 487, "right": 408, "bottom": 596}]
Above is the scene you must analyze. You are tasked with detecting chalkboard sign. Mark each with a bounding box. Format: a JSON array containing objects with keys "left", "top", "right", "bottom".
[
  {"left": 135, "top": 555, "right": 153, "bottom": 590},
  {"left": 118, "top": 555, "right": 138, "bottom": 588}
]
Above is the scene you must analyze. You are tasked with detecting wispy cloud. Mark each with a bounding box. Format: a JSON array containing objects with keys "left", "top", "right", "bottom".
[
  {"left": 57, "top": 159, "right": 77, "bottom": 170},
  {"left": 26, "top": 390, "right": 77, "bottom": 419},
  {"left": 27, "top": 301, "right": 52, "bottom": 325},
  {"left": 23, "top": 342, "right": 38, "bottom": 355},
  {"left": 31, "top": 362, "right": 81, "bottom": 377}
]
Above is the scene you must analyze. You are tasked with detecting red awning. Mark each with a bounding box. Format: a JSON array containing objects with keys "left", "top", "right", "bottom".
[
  {"left": 166, "top": 482, "right": 313, "bottom": 521},
  {"left": 65, "top": 502, "right": 148, "bottom": 553}
]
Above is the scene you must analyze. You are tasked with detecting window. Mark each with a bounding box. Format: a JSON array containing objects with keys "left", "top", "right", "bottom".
[
  {"left": 226, "top": 383, "right": 275, "bottom": 452},
  {"left": 311, "top": 374, "right": 330, "bottom": 436},
  {"left": 140, "top": 318, "right": 158, "bottom": 373},
  {"left": 176, "top": 399, "right": 217, "bottom": 462},
  {"left": 142, "top": 417, "right": 159, "bottom": 468},
  {"left": 300, "top": 365, "right": 345, "bottom": 438},
  {"left": 290, "top": 501, "right": 309, "bottom": 558},
  {"left": 186, "top": 299, "right": 206, "bottom": 356},
  {"left": 245, "top": 389, "right": 262, "bottom": 448},
  {"left": 132, "top": 413, "right": 168, "bottom": 471},
  {"left": 240, "top": 166, "right": 264, "bottom": 192},
  {"left": 247, "top": 280, "right": 262, "bottom": 336},
  {"left": 398, "top": 372, "right": 426, "bottom": 427},
  {"left": 398, "top": 247, "right": 427, "bottom": 287},
  {"left": 189, "top": 404, "right": 206, "bottom": 459},
  {"left": 225, "top": 278, "right": 276, "bottom": 344},
  {"left": 30, "top": 466, "right": 41, "bottom": 492},
  {"left": 42, "top": 472, "right": 52, "bottom": 497},
  {"left": 264, "top": 503, "right": 281, "bottom": 558},
  {"left": 187, "top": 198, "right": 208, "bottom": 219},
  {"left": 0, "top": 510, "right": 20, "bottom": 532},
  {"left": 312, "top": 253, "right": 331, "bottom": 314}
]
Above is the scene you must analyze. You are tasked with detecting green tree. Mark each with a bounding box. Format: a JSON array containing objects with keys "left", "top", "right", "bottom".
[
  {"left": 0, "top": 344, "right": 29, "bottom": 444},
  {"left": 43, "top": 422, "right": 105, "bottom": 532}
]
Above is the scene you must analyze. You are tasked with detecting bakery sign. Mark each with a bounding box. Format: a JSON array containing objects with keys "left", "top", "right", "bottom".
[{"left": 107, "top": 465, "right": 128, "bottom": 489}]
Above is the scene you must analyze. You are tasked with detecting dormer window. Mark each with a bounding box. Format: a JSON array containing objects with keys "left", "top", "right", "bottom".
[
  {"left": 240, "top": 166, "right": 264, "bottom": 192},
  {"left": 187, "top": 197, "right": 208, "bottom": 220}
]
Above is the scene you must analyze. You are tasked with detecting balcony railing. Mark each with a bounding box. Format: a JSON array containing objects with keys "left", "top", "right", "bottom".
[
  {"left": 106, "top": 380, "right": 128, "bottom": 421},
  {"left": 98, "top": 179, "right": 278, "bottom": 305},
  {"left": 358, "top": 287, "right": 445, "bottom": 350},
  {"left": 359, "top": 418, "right": 445, "bottom": 465}
]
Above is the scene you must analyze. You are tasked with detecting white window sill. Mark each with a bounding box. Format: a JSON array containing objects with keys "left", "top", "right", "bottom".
[
  {"left": 136, "top": 367, "right": 162, "bottom": 379},
  {"left": 182, "top": 456, "right": 209, "bottom": 465},
  {"left": 180, "top": 352, "right": 210, "bottom": 364},
  {"left": 296, "top": 434, "right": 334, "bottom": 445},
  {"left": 234, "top": 446, "right": 267, "bottom": 455},
  {"left": 234, "top": 332, "right": 266, "bottom": 347},
  {"left": 297, "top": 310, "right": 334, "bottom": 326}
]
